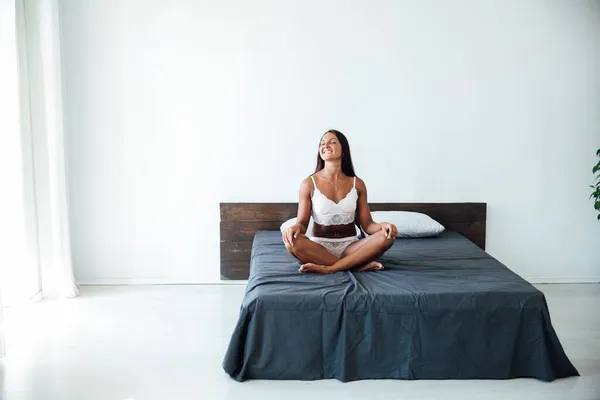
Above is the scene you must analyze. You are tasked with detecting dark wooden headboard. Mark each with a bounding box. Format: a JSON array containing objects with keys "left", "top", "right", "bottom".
[{"left": 220, "top": 202, "right": 487, "bottom": 280}]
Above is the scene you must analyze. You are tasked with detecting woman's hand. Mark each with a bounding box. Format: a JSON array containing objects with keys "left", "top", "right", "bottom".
[
  {"left": 283, "top": 224, "right": 301, "bottom": 246},
  {"left": 380, "top": 222, "right": 398, "bottom": 239}
]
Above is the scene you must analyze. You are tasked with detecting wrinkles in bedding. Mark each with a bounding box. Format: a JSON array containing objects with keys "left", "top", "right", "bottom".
[{"left": 222, "top": 231, "right": 579, "bottom": 382}]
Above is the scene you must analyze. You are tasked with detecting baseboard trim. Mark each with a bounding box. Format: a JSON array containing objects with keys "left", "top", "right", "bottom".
[
  {"left": 77, "top": 277, "right": 599, "bottom": 286},
  {"left": 525, "top": 277, "right": 600, "bottom": 284},
  {"left": 77, "top": 279, "right": 249, "bottom": 286}
]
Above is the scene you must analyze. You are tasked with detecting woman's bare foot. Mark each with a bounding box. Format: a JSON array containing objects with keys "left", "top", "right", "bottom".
[
  {"left": 355, "top": 261, "right": 384, "bottom": 272},
  {"left": 299, "top": 261, "right": 384, "bottom": 274},
  {"left": 299, "top": 263, "right": 331, "bottom": 274}
]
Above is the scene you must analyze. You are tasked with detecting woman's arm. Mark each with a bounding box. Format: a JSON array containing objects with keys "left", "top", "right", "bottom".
[
  {"left": 296, "top": 178, "right": 313, "bottom": 234},
  {"left": 356, "top": 178, "right": 382, "bottom": 235}
]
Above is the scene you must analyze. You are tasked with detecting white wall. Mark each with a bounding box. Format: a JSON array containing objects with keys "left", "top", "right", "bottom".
[{"left": 59, "top": 0, "right": 600, "bottom": 284}]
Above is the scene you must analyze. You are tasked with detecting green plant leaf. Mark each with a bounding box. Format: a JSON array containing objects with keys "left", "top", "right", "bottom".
[
  {"left": 597, "top": 148, "right": 600, "bottom": 157},
  {"left": 598, "top": 213, "right": 600, "bottom": 220},
  {"left": 595, "top": 201, "right": 600, "bottom": 210},
  {"left": 594, "top": 162, "right": 600, "bottom": 174}
]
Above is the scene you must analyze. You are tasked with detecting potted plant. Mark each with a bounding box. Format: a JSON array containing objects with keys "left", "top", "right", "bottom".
[{"left": 592, "top": 149, "right": 600, "bottom": 220}]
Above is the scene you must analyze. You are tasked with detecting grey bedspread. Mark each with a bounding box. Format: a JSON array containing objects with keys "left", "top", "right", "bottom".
[{"left": 222, "top": 230, "right": 579, "bottom": 382}]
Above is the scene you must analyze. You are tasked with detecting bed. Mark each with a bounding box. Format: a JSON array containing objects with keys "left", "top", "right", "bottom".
[{"left": 221, "top": 203, "right": 578, "bottom": 382}]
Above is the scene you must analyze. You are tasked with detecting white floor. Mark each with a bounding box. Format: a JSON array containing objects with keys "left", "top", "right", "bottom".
[{"left": 0, "top": 284, "right": 599, "bottom": 400}]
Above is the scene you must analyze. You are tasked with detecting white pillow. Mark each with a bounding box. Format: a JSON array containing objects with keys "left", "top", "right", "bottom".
[
  {"left": 280, "top": 217, "right": 314, "bottom": 236},
  {"left": 280, "top": 217, "right": 361, "bottom": 237},
  {"left": 367, "top": 211, "right": 444, "bottom": 238}
]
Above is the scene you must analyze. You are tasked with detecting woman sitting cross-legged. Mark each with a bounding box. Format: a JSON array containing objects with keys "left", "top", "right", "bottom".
[{"left": 283, "top": 129, "right": 398, "bottom": 274}]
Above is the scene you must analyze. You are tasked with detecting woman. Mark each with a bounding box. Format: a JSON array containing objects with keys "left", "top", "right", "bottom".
[{"left": 283, "top": 130, "right": 398, "bottom": 274}]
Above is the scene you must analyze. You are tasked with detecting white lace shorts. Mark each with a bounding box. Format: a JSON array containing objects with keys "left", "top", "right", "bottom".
[{"left": 308, "top": 236, "right": 360, "bottom": 258}]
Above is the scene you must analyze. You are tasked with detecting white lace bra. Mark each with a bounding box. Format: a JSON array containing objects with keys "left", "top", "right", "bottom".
[{"left": 310, "top": 175, "right": 358, "bottom": 226}]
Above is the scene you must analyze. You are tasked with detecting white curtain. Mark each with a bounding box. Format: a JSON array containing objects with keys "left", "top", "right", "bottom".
[
  {"left": 0, "top": 0, "right": 76, "bottom": 358},
  {"left": 0, "top": 286, "right": 4, "bottom": 358},
  {"left": 0, "top": 0, "right": 19, "bottom": 357},
  {"left": 1, "top": 0, "right": 23, "bottom": 357},
  {"left": 0, "top": 285, "right": 4, "bottom": 358},
  {"left": 15, "top": 0, "right": 78, "bottom": 299}
]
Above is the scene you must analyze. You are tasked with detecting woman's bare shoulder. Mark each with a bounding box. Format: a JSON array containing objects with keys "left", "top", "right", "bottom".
[
  {"left": 301, "top": 175, "right": 315, "bottom": 185},
  {"left": 354, "top": 176, "right": 366, "bottom": 189},
  {"left": 300, "top": 176, "right": 315, "bottom": 193}
]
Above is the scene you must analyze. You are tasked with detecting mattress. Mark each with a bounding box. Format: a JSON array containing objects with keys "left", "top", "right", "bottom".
[{"left": 222, "top": 230, "right": 579, "bottom": 382}]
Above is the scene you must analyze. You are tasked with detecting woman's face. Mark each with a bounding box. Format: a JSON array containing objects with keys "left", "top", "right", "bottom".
[{"left": 320, "top": 132, "right": 342, "bottom": 161}]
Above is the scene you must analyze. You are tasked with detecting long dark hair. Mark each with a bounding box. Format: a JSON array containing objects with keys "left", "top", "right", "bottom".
[{"left": 314, "top": 129, "right": 356, "bottom": 177}]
